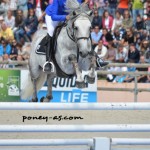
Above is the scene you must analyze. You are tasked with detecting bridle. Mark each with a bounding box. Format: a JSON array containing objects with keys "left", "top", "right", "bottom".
[{"left": 66, "top": 13, "right": 93, "bottom": 61}]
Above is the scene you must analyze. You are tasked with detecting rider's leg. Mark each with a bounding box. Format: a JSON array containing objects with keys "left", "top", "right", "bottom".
[{"left": 43, "top": 15, "right": 58, "bottom": 72}]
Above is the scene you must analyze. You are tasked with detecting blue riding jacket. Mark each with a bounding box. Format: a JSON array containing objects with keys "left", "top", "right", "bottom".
[{"left": 45, "top": 0, "right": 82, "bottom": 21}]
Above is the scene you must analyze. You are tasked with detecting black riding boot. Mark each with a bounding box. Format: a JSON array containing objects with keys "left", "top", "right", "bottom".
[{"left": 43, "top": 34, "right": 54, "bottom": 72}]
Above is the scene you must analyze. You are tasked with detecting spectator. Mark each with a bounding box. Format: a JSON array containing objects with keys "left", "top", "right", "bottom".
[
  {"left": 135, "top": 15, "right": 144, "bottom": 31},
  {"left": 113, "top": 29, "right": 124, "bottom": 48},
  {"left": 92, "top": 10, "right": 102, "bottom": 29},
  {"left": 122, "top": 10, "right": 133, "bottom": 30},
  {"left": 0, "top": 22, "right": 14, "bottom": 42},
  {"left": 8, "top": 0, "right": 17, "bottom": 15},
  {"left": 112, "top": 10, "right": 123, "bottom": 31},
  {"left": 137, "top": 54, "right": 148, "bottom": 83},
  {"left": 132, "top": 0, "right": 144, "bottom": 27},
  {"left": 23, "top": 8, "right": 38, "bottom": 42},
  {"left": 17, "top": 0, "right": 28, "bottom": 18},
  {"left": 105, "top": 42, "right": 116, "bottom": 62},
  {"left": 0, "top": 38, "right": 11, "bottom": 57},
  {"left": 9, "top": 39, "right": 18, "bottom": 60},
  {"left": 91, "top": 25, "right": 102, "bottom": 49},
  {"left": 139, "top": 39, "right": 149, "bottom": 55},
  {"left": 115, "top": 44, "right": 128, "bottom": 63},
  {"left": 4, "top": 10, "right": 15, "bottom": 29},
  {"left": 117, "top": 0, "right": 129, "bottom": 15},
  {"left": 101, "top": 28, "right": 113, "bottom": 47},
  {"left": 107, "top": 0, "right": 117, "bottom": 16},
  {"left": 1, "top": 54, "right": 11, "bottom": 68},
  {"left": 0, "top": 0, "right": 9, "bottom": 17},
  {"left": 122, "top": 28, "right": 135, "bottom": 46},
  {"left": 14, "top": 9, "right": 25, "bottom": 44},
  {"left": 94, "top": 40, "right": 108, "bottom": 59},
  {"left": 128, "top": 43, "right": 140, "bottom": 63},
  {"left": 102, "top": 10, "right": 114, "bottom": 31},
  {"left": 95, "top": 0, "right": 108, "bottom": 16},
  {"left": 144, "top": 41, "right": 150, "bottom": 63}
]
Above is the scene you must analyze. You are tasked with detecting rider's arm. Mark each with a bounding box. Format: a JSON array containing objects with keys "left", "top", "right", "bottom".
[{"left": 51, "top": 0, "right": 66, "bottom": 21}]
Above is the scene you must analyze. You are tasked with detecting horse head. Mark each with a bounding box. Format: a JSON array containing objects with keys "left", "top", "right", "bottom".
[{"left": 66, "top": 1, "right": 93, "bottom": 58}]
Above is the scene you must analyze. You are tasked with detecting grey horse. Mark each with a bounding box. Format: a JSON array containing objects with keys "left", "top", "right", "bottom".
[{"left": 21, "top": 0, "right": 97, "bottom": 102}]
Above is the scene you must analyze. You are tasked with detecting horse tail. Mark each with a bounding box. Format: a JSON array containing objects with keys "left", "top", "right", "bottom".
[{"left": 21, "top": 71, "right": 47, "bottom": 100}]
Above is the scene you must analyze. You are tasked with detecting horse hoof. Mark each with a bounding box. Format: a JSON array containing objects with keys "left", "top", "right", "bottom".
[
  {"left": 75, "top": 81, "right": 86, "bottom": 89},
  {"left": 86, "top": 76, "right": 95, "bottom": 84},
  {"left": 30, "top": 97, "right": 38, "bottom": 102},
  {"left": 40, "top": 97, "right": 45, "bottom": 102}
]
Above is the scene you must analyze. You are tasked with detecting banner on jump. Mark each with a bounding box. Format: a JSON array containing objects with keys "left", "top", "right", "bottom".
[
  {"left": 0, "top": 70, "right": 20, "bottom": 102},
  {"left": 21, "top": 70, "right": 97, "bottom": 103}
]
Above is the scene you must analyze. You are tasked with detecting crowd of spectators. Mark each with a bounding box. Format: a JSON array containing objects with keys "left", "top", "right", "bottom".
[{"left": 0, "top": 0, "right": 150, "bottom": 82}]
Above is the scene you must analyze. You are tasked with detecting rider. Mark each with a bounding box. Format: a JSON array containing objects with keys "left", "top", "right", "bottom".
[{"left": 43, "top": 0, "right": 85, "bottom": 72}]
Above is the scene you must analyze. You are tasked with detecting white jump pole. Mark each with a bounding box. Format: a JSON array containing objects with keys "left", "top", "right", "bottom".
[
  {"left": 0, "top": 139, "right": 93, "bottom": 146},
  {"left": 0, "top": 125, "right": 150, "bottom": 132},
  {"left": 0, "top": 102, "right": 150, "bottom": 110},
  {"left": 112, "top": 138, "right": 150, "bottom": 145},
  {"left": 1, "top": 138, "right": 150, "bottom": 146}
]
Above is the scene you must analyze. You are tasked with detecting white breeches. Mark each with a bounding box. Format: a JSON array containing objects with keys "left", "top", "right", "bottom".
[{"left": 45, "top": 14, "right": 59, "bottom": 37}]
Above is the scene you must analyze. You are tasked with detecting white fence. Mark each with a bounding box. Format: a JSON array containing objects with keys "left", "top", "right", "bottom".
[
  {"left": 1, "top": 102, "right": 150, "bottom": 149},
  {"left": 0, "top": 102, "right": 150, "bottom": 110}
]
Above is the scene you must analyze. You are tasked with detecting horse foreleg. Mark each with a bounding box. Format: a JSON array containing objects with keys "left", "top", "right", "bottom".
[
  {"left": 31, "top": 78, "right": 38, "bottom": 102},
  {"left": 86, "top": 54, "right": 96, "bottom": 84},
  {"left": 69, "top": 54, "right": 86, "bottom": 88},
  {"left": 41, "top": 74, "right": 53, "bottom": 102}
]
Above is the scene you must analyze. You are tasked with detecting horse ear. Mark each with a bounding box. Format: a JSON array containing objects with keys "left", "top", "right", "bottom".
[{"left": 87, "top": 10, "right": 93, "bottom": 16}]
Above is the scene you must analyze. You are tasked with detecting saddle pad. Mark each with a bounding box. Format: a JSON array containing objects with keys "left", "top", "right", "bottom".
[{"left": 35, "top": 36, "right": 47, "bottom": 55}]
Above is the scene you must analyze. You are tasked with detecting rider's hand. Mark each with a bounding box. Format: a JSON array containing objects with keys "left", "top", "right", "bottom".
[{"left": 66, "top": 15, "right": 70, "bottom": 20}]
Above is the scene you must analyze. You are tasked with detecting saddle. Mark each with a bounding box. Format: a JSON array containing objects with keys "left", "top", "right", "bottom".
[{"left": 36, "top": 23, "right": 66, "bottom": 55}]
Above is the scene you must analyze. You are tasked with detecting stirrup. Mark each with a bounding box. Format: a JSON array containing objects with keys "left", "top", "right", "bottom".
[
  {"left": 43, "top": 61, "right": 55, "bottom": 72},
  {"left": 97, "top": 58, "right": 109, "bottom": 68}
]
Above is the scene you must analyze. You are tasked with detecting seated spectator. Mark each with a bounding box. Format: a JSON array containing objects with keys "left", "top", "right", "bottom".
[
  {"left": 0, "top": 22, "right": 14, "bottom": 42},
  {"left": 107, "top": 0, "right": 117, "bottom": 17},
  {"left": 9, "top": 39, "right": 18, "bottom": 60},
  {"left": 128, "top": 43, "right": 140, "bottom": 63},
  {"left": 144, "top": 41, "right": 150, "bottom": 63},
  {"left": 4, "top": 10, "right": 15, "bottom": 30},
  {"left": 95, "top": 0, "right": 107, "bottom": 16},
  {"left": 102, "top": 10, "right": 114, "bottom": 31},
  {"left": 92, "top": 10, "right": 102, "bottom": 29},
  {"left": 122, "top": 10, "right": 133, "bottom": 30},
  {"left": 14, "top": 10, "right": 25, "bottom": 44},
  {"left": 112, "top": 10, "right": 123, "bottom": 31},
  {"left": 139, "top": 39, "right": 149, "bottom": 55},
  {"left": 105, "top": 42, "right": 116, "bottom": 62},
  {"left": 132, "top": 0, "right": 144, "bottom": 27},
  {"left": 115, "top": 44, "right": 128, "bottom": 63},
  {"left": 134, "top": 32, "right": 142, "bottom": 50},
  {"left": 0, "top": 38, "right": 11, "bottom": 57},
  {"left": 91, "top": 25, "right": 102, "bottom": 49},
  {"left": 122, "top": 28, "right": 135, "bottom": 46},
  {"left": 123, "top": 59, "right": 136, "bottom": 82},
  {"left": 117, "top": 0, "right": 129, "bottom": 15},
  {"left": 2, "top": 54, "right": 11, "bottom": 68},
  {"left": 135, "top": 15, "right": 144, "bottom": 32},
  {"left": 94, "top": 40, "right": 108, "bottom": 60},
  {"left": 17, "top": 0, "right": 28, "bottom": 18},
  {"left": 23, "top": 8, "right": 38, "bottom": 42},
  {"left": 113, "top": 29, "right": 124, "bottom": 48},
  {"left": 0, "top": 0, "right": 9, "bottom": 17},
  {"left": 101, "top": 28, "right": 113, "bottom": 47},
  {"left": 0, "top": 16, "right": 4, "bottom": 28},
  {"left": 137, "top": 55, "right": 148, "bottom": 83}
]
